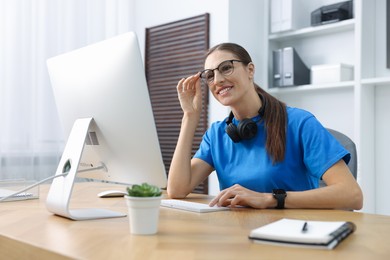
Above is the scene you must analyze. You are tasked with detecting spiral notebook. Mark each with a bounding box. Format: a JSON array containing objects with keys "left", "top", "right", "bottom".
[{"left": 249, "top": 218, "right": 356, "bottom": 250}]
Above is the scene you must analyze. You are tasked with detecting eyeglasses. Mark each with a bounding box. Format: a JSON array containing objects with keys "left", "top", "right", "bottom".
[{"left": 200, "top": 60, "right": 242, "bottom": 85}]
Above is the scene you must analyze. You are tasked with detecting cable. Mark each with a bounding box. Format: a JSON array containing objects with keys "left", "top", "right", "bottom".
[
  {"left": 0, "top": 172, "right": 68, "bottom": 202},
  {"left": 78, "top": 164, "right": 107, "bottom": 173},
  {"left": 0, "top": 161, "right": 106, "bottom": 202}
]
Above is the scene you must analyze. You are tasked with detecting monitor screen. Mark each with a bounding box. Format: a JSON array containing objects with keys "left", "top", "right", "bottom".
[{"left": 46, "top": 32, "right": 167, "bottom": 220}]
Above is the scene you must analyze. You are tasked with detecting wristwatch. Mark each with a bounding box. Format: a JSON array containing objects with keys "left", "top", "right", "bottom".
[{"left": 272, "top": 189, "right": 287, "bottom": 209}]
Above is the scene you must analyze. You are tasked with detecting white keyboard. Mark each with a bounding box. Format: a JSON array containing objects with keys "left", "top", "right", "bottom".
[
  {"left": 0, "top": 188, "right": 34, "bottom": 202},
  {"left": 160, "top": 199, "right": 229, "bottom": 213}
]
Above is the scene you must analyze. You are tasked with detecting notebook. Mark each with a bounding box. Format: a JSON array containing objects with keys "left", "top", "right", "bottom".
[{"left": 248, "top": 218, "right": 356, "bottom": 250}]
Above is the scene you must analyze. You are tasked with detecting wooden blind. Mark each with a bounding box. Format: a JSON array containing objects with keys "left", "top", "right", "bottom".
[{"left": 145, "top": 14, "right": 209, "bottom": 194}]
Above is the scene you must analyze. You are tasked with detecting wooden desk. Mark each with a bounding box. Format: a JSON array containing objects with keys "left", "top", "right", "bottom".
[{"left": 0, "top": 182, "right": 389, "bottom": 260}]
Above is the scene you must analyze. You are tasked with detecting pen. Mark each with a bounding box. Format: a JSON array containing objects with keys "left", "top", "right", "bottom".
[{"left": 301, "top": 221, "right": 308, "bottom": 233}]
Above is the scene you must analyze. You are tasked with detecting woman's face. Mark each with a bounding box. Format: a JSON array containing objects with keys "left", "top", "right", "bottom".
[{"left": 204, "top": 50, "right": 254, "bottom": 107}]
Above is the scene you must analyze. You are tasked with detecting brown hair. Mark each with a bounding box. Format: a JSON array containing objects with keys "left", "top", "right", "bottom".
[{"left": 206, "top": 43, "right": 287, "bottom": 163}]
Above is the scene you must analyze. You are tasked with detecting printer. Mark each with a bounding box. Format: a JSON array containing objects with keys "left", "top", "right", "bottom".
[{"left": 311, "top": 0, "right": 353, "bottom": 26}]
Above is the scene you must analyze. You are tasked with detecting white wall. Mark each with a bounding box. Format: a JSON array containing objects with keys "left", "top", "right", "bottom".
[{"left": 228, "top": 0, "right": 266, "bottom": 86}]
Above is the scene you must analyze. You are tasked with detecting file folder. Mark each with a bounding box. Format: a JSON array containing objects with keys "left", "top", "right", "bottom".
[
  {"left": 272, "top": 49, "right": 283, "bottom": 87},
  {"left": 272, "top": 47, "right": 310, "bottom": 88}
]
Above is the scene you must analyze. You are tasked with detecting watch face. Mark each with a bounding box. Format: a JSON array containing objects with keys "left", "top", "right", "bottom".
[{"left": 273, "top": 189, "right": 287, "bottom": 209}]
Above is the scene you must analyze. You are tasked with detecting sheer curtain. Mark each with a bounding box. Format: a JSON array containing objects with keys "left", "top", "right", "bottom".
[{"left": 0, "top": 0, "right": 135, "bottom": 182}]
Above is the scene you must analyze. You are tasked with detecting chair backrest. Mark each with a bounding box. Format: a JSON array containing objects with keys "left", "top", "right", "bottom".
[{"left": 319, "top": 128, "right": 357, "bottom": 187}]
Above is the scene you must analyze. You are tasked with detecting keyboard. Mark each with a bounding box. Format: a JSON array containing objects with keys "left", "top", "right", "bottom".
[
  {"left": 0, "top": 188, "right": 34, "bottom": 202},
  {"left": 160, "top": 199, "right": 229, "bottom": 213}
]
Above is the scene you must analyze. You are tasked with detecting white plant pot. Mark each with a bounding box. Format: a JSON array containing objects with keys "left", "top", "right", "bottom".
[{"left": 124, "top": 195, "right": 162, "bottom": 235}]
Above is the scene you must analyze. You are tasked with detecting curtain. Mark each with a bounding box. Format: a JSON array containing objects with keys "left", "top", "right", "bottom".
[{"left": 0, "top": 0, "right": 135, "bottom": 182}]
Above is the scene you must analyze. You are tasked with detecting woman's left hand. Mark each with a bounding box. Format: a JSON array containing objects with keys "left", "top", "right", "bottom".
[{"left": 209, "top": 184, "right": 274, "bottom": 209}]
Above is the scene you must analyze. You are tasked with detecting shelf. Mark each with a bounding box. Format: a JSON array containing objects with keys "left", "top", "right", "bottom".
[
  {"left": 267, "top": 81, "right": 355, "bottom": 95},
  {"left": 361, "top": 77, "right": 390, "bottom": 86},
  {"left": 268, "top": 19, "right": 355, "bottom": 42}
]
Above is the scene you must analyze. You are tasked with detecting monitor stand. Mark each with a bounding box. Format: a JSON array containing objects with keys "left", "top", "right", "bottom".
[{"left": 46, "top": 117, "right": 126, "bottom": 220}]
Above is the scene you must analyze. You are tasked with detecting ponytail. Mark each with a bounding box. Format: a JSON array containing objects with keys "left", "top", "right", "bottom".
[{"left": 255, "top": 85, "right": 287, "bottom": 163}]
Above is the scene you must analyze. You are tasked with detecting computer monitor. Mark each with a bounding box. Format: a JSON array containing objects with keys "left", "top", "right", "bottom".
[{"left": 46, "top": 32, "right": 167, "bottom": 220}]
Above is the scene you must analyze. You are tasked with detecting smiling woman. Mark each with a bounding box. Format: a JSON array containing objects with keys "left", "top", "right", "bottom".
[
  {"left": 167, "top": 42, "right": 363, "bottom": 211},
  {"left": 0, "top": 0, "right": 134, "bottom": 182}
]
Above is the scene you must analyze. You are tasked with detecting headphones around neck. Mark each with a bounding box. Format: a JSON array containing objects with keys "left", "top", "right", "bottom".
[{"left": 225, "top": 94, "right": 266, "bottom": 143}]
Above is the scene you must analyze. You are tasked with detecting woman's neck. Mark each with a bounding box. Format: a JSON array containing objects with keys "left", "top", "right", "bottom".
[{"left": 230, "top": 89, "right": 262, "bottom": 120}]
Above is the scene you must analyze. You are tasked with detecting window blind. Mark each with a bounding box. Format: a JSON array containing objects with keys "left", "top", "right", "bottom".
[{"left": 145, "top": 14, "right": 209, "bottom": 194}]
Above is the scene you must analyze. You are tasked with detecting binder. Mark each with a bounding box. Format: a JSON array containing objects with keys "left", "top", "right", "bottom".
[
  {"left": 283, "top": 47, "right": 310, "bottom": 86},
  {"left": 272, "top": 49, "right": 283, "bottom": 87},
  {"left": 272, "top": 47, "right": 310, "bottom": 88},
  {"left": 270, "top": 0, "right": 309, "bottom": 33},
  {"left": 249, "top": 218, "right": 356, "bottom": 250}
]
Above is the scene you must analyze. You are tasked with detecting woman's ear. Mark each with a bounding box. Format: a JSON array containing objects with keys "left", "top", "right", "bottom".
[{"left": 248, "top": 62, "right": 255, "bottom": 79}]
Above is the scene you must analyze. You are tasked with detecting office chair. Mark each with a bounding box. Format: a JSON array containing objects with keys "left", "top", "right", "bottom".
[{"left": 319, "top": 128, "right": 357, "bottom": 187}]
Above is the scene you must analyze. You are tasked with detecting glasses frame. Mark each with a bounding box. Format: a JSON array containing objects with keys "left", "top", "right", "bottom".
[{"left": 200, "top": 59, "right": 242, "bottom": 85}]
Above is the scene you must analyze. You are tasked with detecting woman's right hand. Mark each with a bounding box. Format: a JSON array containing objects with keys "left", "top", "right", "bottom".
[{"left": 176, "top": 73, "right": 202, "bottom": 117}]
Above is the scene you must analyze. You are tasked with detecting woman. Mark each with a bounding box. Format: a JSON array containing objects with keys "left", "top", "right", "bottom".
[{"left": 167, "top": 43, "right": 363, "bottom": 210}]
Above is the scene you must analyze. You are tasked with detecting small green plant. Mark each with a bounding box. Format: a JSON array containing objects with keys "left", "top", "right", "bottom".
[{"left": 126, "top": 183, "right": 162, "bottom": 197}]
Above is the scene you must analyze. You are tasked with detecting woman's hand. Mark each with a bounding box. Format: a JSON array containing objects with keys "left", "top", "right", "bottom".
[
  {"left": 167, "top": 74, "right": 210, "bottom": 199},
  {"left": 209, "top": 184, "right": 275, "bottom": 209},
  {"left": 208, "top": 161, "right": 363, "bottom": 210},
  {"left": 176, "top": 73, "right": 202, "bottom": 117}
]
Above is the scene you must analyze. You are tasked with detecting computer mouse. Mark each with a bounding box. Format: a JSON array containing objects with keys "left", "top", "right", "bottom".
[{"left": 97, "top": 190, "right": 127, "bottom": 198}]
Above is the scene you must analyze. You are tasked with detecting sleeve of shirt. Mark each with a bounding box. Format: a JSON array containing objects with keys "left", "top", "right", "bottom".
[
  {"left": 300, "top": 116, "right": 350, "bottom": 179},
  {"left": 193, "top": 127, "right": 215, "bottom": 168}
]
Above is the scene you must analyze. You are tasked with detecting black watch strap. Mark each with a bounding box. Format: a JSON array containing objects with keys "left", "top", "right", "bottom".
[{"left": 272, "top": 189, "right": 287, "bottom": 209}]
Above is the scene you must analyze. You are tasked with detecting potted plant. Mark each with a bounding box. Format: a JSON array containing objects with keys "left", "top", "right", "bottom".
[{"left": 125, "top": 183, "right": 162, "bottom": 235}]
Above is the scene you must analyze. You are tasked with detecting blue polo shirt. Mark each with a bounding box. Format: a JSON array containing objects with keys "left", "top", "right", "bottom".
[{"left": 193, "top": 107, "right": 350, "bottom": 192}]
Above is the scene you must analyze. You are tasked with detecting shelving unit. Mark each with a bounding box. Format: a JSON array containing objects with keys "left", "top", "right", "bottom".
[
  {"left": 268, "top": 18, "right": 355, "bottom": 41},
  {"left": 361, "top": 76, "right": 390, "bottom": 86},
  {"left": 268, "top": 81, "right": 354, "bottom": 94},
  {"left": 258, "top": 0, "right": 390, "bottom": 215}
]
